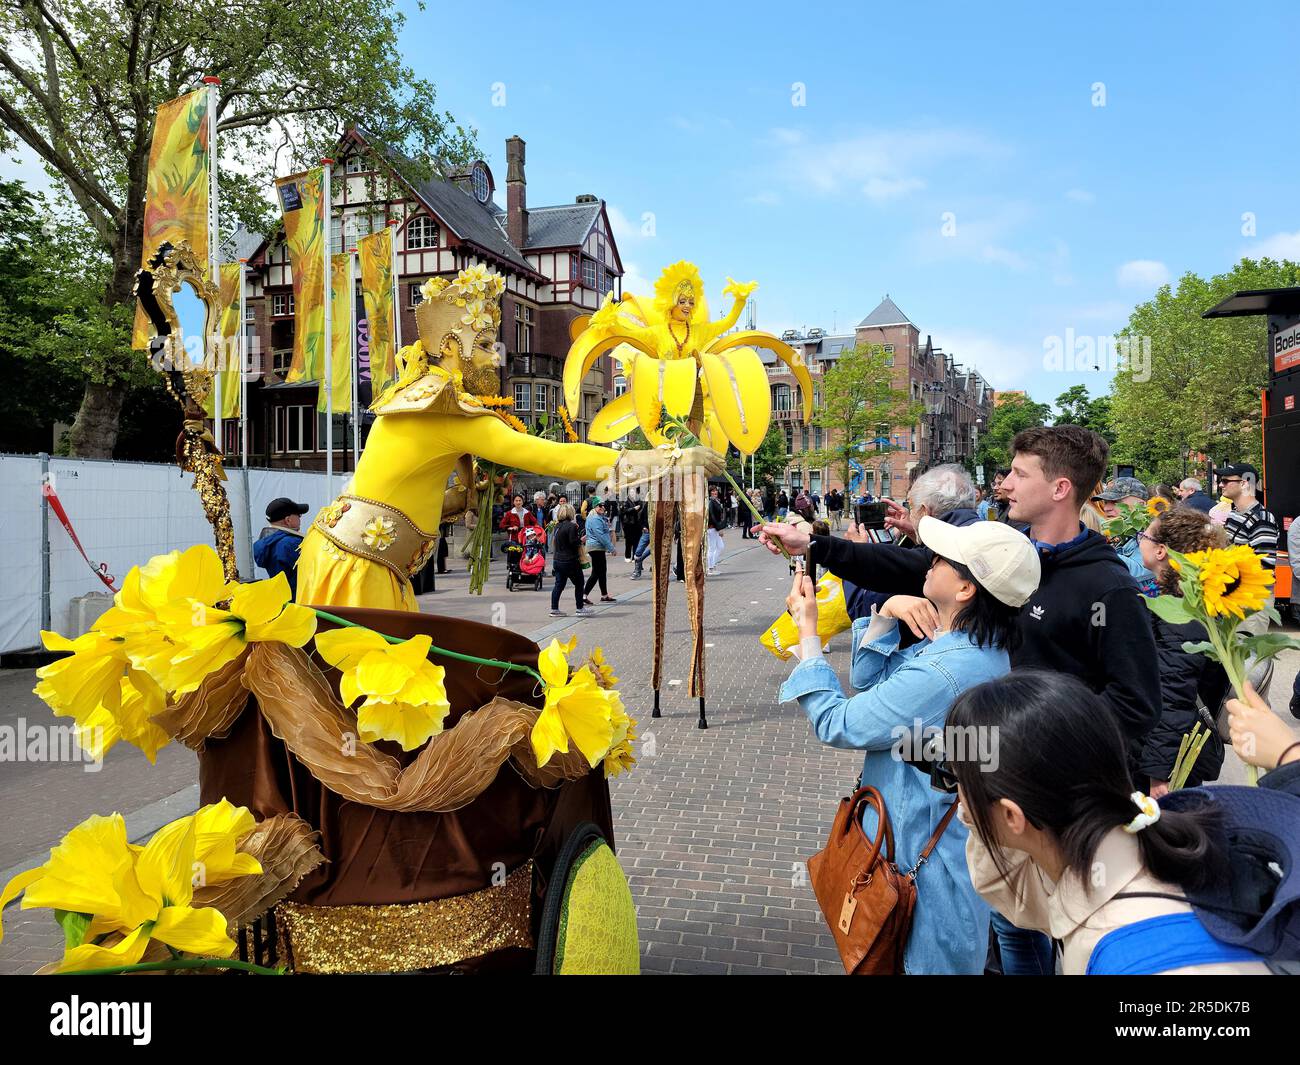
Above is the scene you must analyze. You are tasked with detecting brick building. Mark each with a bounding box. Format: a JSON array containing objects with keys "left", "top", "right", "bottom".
[
  {"left": 220, "top": 128, "right": 624, "bottom": 469},
  {"left": 765, "top": 297, "right": 993, "bottom": 498}
]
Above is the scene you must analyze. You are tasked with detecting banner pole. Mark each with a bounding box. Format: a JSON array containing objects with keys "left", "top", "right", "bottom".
[
  {"left": 238, "top": 257, "right": 248, "bottom": 468},
  {"left": 322, "top": 157, "right": 334, "bottom": 497},
  {"left": 203, "top": 75, "right": 222, "bottom": 455},
  {"left": 389, "top": 217, "right": 401, "bottom": 354},
  {"left": 350, "top": 250, "right": 359, "bottom": 470}
]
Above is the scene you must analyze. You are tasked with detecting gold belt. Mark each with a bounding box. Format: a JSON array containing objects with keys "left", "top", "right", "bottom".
[
  {"left": 274, "top": 861, "right": 534, "bottom": 974},
  {"left": 313, "top": 494, "right": 440, "bottom": 581}
]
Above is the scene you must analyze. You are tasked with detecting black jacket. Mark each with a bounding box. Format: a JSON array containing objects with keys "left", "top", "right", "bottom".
[
  {"left": 551, "top": 519, "right": 581, "bottom": 565},
  {"left": 810, "top": 527, "right": 1162, "bottom": 751},
  {"left": 1139, "top": 613, "right": 1227, "bottom": 787},
  {"left": 1181, "top": 490, "right": 1215, "bottom": 513}
]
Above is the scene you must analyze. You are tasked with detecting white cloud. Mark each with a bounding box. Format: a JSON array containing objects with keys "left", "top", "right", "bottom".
[
  {"left": 1065, "top": 188, "right": 1095, "bottom": 204},
  {"left": 745, "top": 190, "right": 781, "bottom": 206},
  {"left": 982, "top": 245, "right": 1030, "bottom": 270},
  {"left": 771, "top": 125, "right": 1004, "bottom": 203},
  {"left": 1247, "top": 230, "right": 1300, "bottom": 260},
  {"left": 1116, "top": 259, "right": 1169, "bottom": 287},
  {"left": 928, "top": 328, "right": 1039, "bottom": 390},
  {"left": 619, "top": 261, "right": 654, "bottom": 299}
]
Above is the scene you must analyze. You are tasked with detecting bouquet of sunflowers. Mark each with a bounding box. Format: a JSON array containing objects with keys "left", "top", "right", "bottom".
[
  {"left": 1145, "top": 543, "right": 1300, "bottom": 785},
  {"left": 1103, "top": 495, "right": 1170, "bottom": 541}
]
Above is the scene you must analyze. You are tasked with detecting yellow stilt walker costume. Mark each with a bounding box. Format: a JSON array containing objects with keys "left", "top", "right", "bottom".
[
  {"left": 295, "top": 265, "right": 724, "bottom": 610},
  {"left": 564, "top": 262, "right": 814, "bottom": 721}
]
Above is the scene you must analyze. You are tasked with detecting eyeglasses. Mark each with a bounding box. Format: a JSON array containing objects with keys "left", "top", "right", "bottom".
[
  {"left": 1219, "top": 478, "right": 1243, "bottom": 486},
  {"left": 1135, "top": 530, "right": 1158, "bottom": 545}
]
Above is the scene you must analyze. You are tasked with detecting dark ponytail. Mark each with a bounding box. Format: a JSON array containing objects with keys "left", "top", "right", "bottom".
[{"left": 948, "top": 671, "right": 1225, "bottom": 893}]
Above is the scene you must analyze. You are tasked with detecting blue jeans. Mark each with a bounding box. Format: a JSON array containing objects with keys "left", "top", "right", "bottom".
[{"left": 990, "top": 911, "right": 1055, "bottom": 975}]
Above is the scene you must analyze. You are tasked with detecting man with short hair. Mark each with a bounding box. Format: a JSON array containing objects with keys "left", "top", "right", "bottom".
[
  {"left": 1177, "top": 477, "right": 1214, "bottom": 513},
  {"left": 706, "top": 485, "right": 726, "bottom": 575},
  {"left": 254, "top": 497, "right": 310, "bottom": 596},
  {"left": 1216, "top": 463, "right": 1279, "bottom": 566}
]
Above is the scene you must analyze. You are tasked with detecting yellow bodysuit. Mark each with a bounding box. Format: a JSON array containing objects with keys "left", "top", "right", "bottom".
[{"left": 295, "top": 377, "right": 621, "bottom": 611}]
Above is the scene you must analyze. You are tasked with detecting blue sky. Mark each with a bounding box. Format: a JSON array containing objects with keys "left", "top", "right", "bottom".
[
  {"left": 4, "top": 2, "right": 1295, "bottom": 409},
  {"left": 400, "top": 0, "right": 1299, "bottom": 406}
]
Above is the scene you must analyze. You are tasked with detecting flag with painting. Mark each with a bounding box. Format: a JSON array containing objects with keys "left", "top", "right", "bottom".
[
  {"left": 358, "top": 227, "right": 396, "bottom": 395},
  {"left": 202, "top": 262, "right": 242, "bottom": 419},
  {"left": 319, "top": 252, "right": 352, "bottom": 413},
  {"left": 275, "top": 168, "right": 327, "bottom": 384},
  {"left": 132, "top": 89, "right": 211, "bottom": 349}
]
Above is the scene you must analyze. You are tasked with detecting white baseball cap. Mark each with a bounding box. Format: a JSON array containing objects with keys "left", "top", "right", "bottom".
[{"left": 916, "top": 515, "right": 1041, "bottom": 607}]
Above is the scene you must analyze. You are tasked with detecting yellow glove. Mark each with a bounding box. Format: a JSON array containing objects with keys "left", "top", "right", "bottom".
[{"left": 722, "top": 277, "right": 758, "bottom": 302}]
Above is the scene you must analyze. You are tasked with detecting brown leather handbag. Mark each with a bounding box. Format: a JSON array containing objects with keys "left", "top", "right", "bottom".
[{"left": 807, "top": 785, "right": 958, "bottom": 975}]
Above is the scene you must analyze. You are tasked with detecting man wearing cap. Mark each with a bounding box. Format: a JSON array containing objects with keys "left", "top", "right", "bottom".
[
  {"left": 1215, "top": 463, "right": 1279, "bottom": 567},
  {"left": 1096, "top": 476, "right": 1158, "bottom": 595},
  {"left": 254, "top": 497, "right": 310, "bottom": 597}
]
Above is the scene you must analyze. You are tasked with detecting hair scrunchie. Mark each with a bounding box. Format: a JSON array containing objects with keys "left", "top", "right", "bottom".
[{"left": 1122, "top": 791, "right": 1161, "bottom": 834}]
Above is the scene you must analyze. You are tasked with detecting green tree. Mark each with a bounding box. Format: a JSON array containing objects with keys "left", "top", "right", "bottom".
[
  {"left": 974, "top": 393, "right": 1051, "bottom": 472},
  {"left": 1053, "top": 384, "right": 1114, "bottom": 443},
  {"left": 1110, "top": 258, "right": 1300, "bottom": 486},
  {"left": 749, "top": 421, "right": 790, "bottom": 487},
  {"left": 1, "top": 0, "right": 476, "bottom": 457},
  {"left": 806, "top": 344, "right": 922, "bottom": 490}
]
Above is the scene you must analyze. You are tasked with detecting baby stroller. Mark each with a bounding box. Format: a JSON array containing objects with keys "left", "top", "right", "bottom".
[{"left": 504, "top": 523, "right": 547, "bottom": 591}]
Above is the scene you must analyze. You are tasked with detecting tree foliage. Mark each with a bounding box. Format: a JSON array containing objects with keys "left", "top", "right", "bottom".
[
  {"left": 1, "top": 0, "right": 477, "bottom": 456},
  {"left": 1109, "top": 258, "right": 1300, "bottom": 486},
  {"left": 1053, "top": 384, "right": 1114, "bottom": 442},
  {"left": 973, "top": 393, "right": 1051, "bottom": 473},
  {"left": 806, "top": 344, "right": 923, "bottom": 490}
]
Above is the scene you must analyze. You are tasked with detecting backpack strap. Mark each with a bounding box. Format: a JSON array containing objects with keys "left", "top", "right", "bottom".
[{"left": 1086, "top": 912, "right": 1262, "bottom": 975}]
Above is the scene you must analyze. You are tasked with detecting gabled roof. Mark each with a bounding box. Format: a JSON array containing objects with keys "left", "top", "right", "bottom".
[
  {"left": 857, "top": 295, "right": 913, "bottom": 329},
  {"left": 523, "top": 202, "right": 602, "bottom": 250},
  {"left": 347, "top": 127, "right": 541, "bottom": 280},
  {"left": 221, "top": 224, "right": 265, "bottom": 264}
]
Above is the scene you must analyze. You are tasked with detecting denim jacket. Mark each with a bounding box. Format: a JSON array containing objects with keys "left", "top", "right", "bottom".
[
  {"left": 585, "top": 512, "right": 614, "bottom": 552},
  {"left": 779, "top": 612, "right": 1009, "bottom": 974}
]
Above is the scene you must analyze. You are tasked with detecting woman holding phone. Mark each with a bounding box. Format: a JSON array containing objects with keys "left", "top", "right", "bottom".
[{"left": 779, "top": 517, "right": 1040, "bottom": 973}]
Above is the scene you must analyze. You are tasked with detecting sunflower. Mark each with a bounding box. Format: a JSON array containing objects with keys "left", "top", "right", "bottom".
[
  {"left": 1190, "top": 545, "right": 1274, "bottom": 620},
  {"left": 1146, "top": 496, "right": 1171, "bottom": 517}
]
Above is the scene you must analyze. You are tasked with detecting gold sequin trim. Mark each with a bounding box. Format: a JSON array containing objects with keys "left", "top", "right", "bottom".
[{"left": 275, "top": 861, "right": 534, "bottom": 974}]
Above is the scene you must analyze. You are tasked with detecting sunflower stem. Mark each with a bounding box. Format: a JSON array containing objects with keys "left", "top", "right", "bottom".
[
  {"left": 311, "top": 610, "right": 545, "bottom": 687},
  {"left": 54, "top": 956, "right": 285, "bottom": 977}
]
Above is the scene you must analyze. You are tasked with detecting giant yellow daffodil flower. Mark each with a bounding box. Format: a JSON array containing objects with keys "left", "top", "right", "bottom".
[
  {"left": 530, "top": 637, "right": 622, "bottom": 769},
  {"left": 0, "top": 803, "right": 261, "bottom": 972},
  {"left": 563, "top": 261, "right": 814, "bottom": 453},
  {"left": 315, "top": 627, "right": 452, "bottom": 750}
]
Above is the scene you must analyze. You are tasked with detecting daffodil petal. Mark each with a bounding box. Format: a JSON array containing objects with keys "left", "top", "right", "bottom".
[{"left": 151, "top": 904, "right": 235, "bottom": 957}]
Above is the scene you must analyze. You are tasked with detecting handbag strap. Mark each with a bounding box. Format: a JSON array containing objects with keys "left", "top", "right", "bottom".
[{"left": 905, "top": 800, "right": 960, "bottom": 880}]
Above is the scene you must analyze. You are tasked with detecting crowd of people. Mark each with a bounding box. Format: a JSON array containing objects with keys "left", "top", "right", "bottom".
[{"left": 761, "top": 425, "right": 1299, "bottom": 975}]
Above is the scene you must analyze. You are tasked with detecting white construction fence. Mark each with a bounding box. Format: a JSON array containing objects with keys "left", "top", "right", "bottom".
[{"left": 0, "top": 453, "right": 335, "bottom": 653}]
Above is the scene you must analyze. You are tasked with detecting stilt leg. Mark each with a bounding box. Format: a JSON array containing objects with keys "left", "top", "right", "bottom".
[{"left": 698, "top": 696, "right": 708, "bottom": 730}]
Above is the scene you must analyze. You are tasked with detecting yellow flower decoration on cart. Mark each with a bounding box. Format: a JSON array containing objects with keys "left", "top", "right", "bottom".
[
  {"left": 315, "top": 628, "right": 452, "bottom": 750},
  {"left": 531, "top": 637, "right": 623, "bottom": 769},
  {"left": 0, "top": 803, "right": 260, "bottom": 972},
  {"left": 563, "top": 261, "right": 814, "bottom": 454}
]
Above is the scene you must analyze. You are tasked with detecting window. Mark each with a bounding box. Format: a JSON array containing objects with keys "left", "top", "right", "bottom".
[
  {"left": 410, "top": 283, "right": 424, "bottom": 307},
  {"left": 801, "top": 426, "right": 809, "bottom": 451},
  {"left": 601, "top": 271, "right": 616, "bottom": 296},
  {"left": 569, "top": 253, "right": 579, "bottom": 281},
  {"left": 784, "top": 425, "right": 794, "bottom": 454},
  {"left": 345, "top": 155, "right": 365, "bottom": 174},
  {"left": 813, "top": 427, "right": 822, "bottom": 450},
  {"left": 407, "top": 216, "right": 439, "bottom": 250},
  {"left": 535, "top": 384, "right": 547, "bottom": 412},
  {"left": 772, "top": 384, "right": 792, "bottom": 412},
  {"left": 582, "top": 258, "right": 596, "bottom": 289},
  {"left": 272, "top": 293, "right": 294, "bottom": 317},
  {"left": 595, "top": 232, "right": 606, "bottom": 264},
  {"left": 331, "top": 216, "right": 343, "bottom": 254},
  {"left": 514, "top": 383, "right": 531, "bottom": 411},
  {"left": 883, "top": 344, "right": 895, "bottom": 354},
  {"left": 614, "top": 376, "right": 627, "bottom": 397},
  {"left": 274, "top": 404, "right": 317, "bottom": 453},
  {"left": 514, "top": 303, "right": 534, "bottom": 353}
]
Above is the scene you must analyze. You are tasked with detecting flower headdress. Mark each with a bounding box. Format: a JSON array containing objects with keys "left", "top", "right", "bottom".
[{"left": 651, "top": 260, "right": 709, "bottom": 323}]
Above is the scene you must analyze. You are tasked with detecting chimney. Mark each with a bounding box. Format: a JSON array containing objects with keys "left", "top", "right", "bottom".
[{"left": 506, "top": 135, "right": 527, "bottom": 249}]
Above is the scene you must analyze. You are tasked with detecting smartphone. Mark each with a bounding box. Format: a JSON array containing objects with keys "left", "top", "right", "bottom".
[{"left": 853, "top": 501, "right": 888, "bottom": 529}]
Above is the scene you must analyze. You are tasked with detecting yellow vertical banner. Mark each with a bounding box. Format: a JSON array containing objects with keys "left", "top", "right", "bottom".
[
  {"left": 202, "top": 262, "right": 242, "bottom": 418},
  {"left": 319, "top": 252, "right": 352, "bottom": 413},
  {"left": 132, "top": 89, "right": 211, "bottom": 348},
  {"left": 275, "top": 168, "right": 326, "bottom": 382},
  {"left": 358, "top": 227, "right": 396, "bottom": 395}
]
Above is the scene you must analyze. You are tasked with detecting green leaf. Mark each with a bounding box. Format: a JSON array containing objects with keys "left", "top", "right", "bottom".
[
  {"left": 1145, "top": 594, "right": 1194, "bottom": 625},
  {"left": 1262, "top": 604, "right": 1283, "bottom": 626},
  {"left": 1237, "top": 631, "right": 1300, "bottom": 664},
  {"left": 54, "top": 909, "right": 92, "bottom": 949},
  {"left": 1180, "top": 640, "right": 1218, "bottom": 657}
]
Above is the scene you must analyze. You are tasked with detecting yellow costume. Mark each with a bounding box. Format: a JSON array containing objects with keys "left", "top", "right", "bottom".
[
  {"left": 296, "top": 264, "right": 721, "bottom": 611},
  {"left": 563, "top": 262, "right": 813, "bottom": 713}
]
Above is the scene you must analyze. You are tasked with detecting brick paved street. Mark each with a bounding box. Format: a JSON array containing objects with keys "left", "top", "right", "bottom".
[{"left": 2, "top": 528, "right": 1297, "bottom": 974}]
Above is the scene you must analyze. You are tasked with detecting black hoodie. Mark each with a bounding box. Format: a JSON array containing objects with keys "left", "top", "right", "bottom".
[{"left": 809, "top": 527, "right": 1161, "bottom": 752}]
